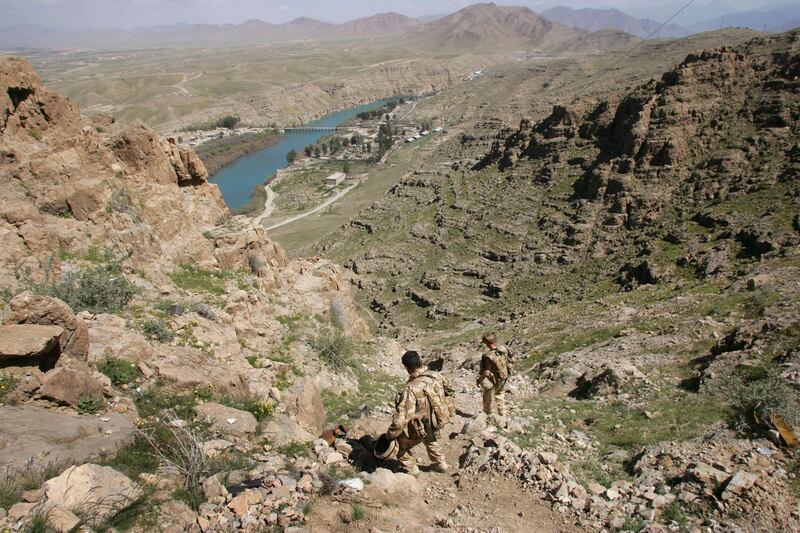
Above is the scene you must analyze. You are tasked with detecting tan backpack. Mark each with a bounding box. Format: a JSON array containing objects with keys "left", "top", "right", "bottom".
[
  {"left": 486, "top": 346, "right": 513, "bottom": 381},
  {"left": 417, "top": 373, "right": 453, "bottom": 431}
]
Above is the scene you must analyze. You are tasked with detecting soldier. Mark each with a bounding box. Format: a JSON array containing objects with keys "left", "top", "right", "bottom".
[
  {"left": 477, "top": 333, "right": 513, "bottom": 418},
  {"left": 385, "top": 350, "right": 450, "bottom": 476}
]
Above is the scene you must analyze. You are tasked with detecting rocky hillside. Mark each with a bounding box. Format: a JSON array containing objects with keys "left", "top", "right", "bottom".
[
  {"left": 0, "top": 56, "right": 400, "bottom": 531},
  {"left": 313, "top": 30, "right": 800, "bottom": 530}
]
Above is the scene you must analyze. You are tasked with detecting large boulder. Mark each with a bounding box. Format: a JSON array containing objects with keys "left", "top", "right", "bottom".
[
  {"left": 0, "top": 324, "right": 63, "bottom": 369},
  {"left": 43, "top": 464, "right": 141, "bottom": 521},
  {"left": 196, "top": 402, "right": 257, "bottom": 436},
  {"left": 260, "top": 413, "right": 315, "bottom": 446},
  {"left": 283, "top": 377, "right": 326, "bottom": 435},
  {"left": 37, "top": 358, "right": 106, "bottom": 407},
  {"left": 4, "top": 292, "right": 89, "bottom": 360},
  {"left": 363, "top": 468, "right": 421, "bottom": 505},
  {"left": 83, "top": 313, "right": 154, "bottom": 363},
  {"left": 148, "top": 345, "right": 249, "bottom": 395},
  {"left": 0, "top": 405, "right": 135, "bottom": 470}
]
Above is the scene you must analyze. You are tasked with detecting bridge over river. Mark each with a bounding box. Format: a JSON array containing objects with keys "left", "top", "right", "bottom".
[{"left": 280, "top": 126, "right": 357, "bottom": 134}]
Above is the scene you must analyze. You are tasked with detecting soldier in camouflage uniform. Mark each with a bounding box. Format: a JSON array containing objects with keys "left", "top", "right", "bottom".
[
  {"left": 478, "top": 333, "right": 513, "bottom": 417},
  {"left": 386, "top": 350, "right": 450, "bottom": 476}
]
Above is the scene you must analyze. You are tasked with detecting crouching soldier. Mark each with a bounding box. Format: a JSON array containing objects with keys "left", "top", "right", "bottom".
[
  {"left": 477, "top": 333, "right": 514, "bottom": 418},
  {"left": 385, "top": 350, "right": 452, "bottom": 476}
]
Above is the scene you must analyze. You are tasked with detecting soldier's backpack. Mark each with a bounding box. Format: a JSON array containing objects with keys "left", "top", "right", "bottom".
[
  {"left": 418, "top": 373, "right": 453, "bottom": 431},
  {"left": 485, "top": 348, "right": 510, "bottom": 381}
]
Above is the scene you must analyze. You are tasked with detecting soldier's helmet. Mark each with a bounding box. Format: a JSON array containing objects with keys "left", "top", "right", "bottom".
[
  {"left": 482, "top": 333, "right": 497, "bottom": 345},
  {"left": 374, "top": 433, "right": 398, "bottom": 460}
]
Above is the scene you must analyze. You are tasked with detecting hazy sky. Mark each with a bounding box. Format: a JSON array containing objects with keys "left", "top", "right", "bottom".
[{"left": 0, "top": 0, "right": 785, "bottom": 30}]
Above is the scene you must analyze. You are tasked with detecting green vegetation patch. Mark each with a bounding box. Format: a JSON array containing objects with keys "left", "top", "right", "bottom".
[
  {"left": 323, "top": 367, "right": 403, "bottom": 425},
  {"left": 97, "top": 356, "right": 140, "bottom": 386},
  {"left": 169, "top": 265, "right": 233, "bottom": 295},
  {"left": 29, "top": 263, "right": 137, "bottom": 314}
]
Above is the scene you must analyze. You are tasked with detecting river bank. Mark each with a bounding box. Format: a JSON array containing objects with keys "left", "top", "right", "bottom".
[
  {"left": 196, "top": 131, "right": 281, "bottom": 175},
  {"left": 209, "top": 99, "right": 395, "bottom": 209}
]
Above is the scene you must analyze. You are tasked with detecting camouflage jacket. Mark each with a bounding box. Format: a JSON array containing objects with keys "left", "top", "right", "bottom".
[
  {"left": 388, "top": 370, "right": 450, "bottom": 439},
  {"left": 480, "top": 344, "right": 512, "bottom": 381}
]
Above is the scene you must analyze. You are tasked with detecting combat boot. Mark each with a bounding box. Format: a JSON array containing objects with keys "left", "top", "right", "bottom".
[
  {"left": 431, "top": 462, "right": 449, "bottom": 473},
  {"left": 404, "top": 465, "right": 421, "bottom": 477}
]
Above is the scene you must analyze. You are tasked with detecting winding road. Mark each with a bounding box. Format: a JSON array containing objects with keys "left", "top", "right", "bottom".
[{"left": 264, "top": 182, "right": 358, "bottom": 231}]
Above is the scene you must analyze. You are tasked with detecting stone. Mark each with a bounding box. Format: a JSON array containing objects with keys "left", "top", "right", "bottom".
[
  {"left": 4, "top": 292, "right": 89, "bottom": 360},
  {"left": 8, "top": 502, "right": 35, "bottom": 521},
  {"left": 84, "top": 313, "right": 154, "bottom": 363},
  {"left": 0, "top": 324, "right": 63, "bottom": 362},
  {"left": 228, "top": 490, "right": 261, "bottom": 517},
  {"left": 201, "top": 439, "right": 234, "bottom": 458},
  {"left": 605, "top": 487, "right": 621, "bottom": 500},
  {"left": 21, "top": 489, "right": 42, "bottom": 503},
  {"left": 37, "top": 358, "right": 105, "bottom": 407},
  {"left": 461, "top": 412, "right": 488, "bottom": 434},
  {"left": 721, "top": 471, "right": 758, "bottom": 499},
  {"left": 364, "top": 468, "right": 421, "bottom": 504},
  {"left": 325, "top": 452, "right": 346, "bottom": 464},
  {"left": 149, "top": 346, "right": 249, "bottom": 395},
  {"left": 260, "top": 413, "right": 315, "bottom": 447},
  {"left": 196, "top": 403, "right": 257, "bottom": 436},
  {"left": 0, "top": 405, "right": 135, "bottom": 470},
  {"left": 201, "top": 474, "right": 229, "bottom": 501},
  {"left": 47, "top": 506, "right": 81, "bottom": 533},
  {"left": 538, "top": 451, "right": 558, "bottom": 465},
  {"left": 690, "top": 462, "right": 731, "bottom": 485},
  {"left": 587, "top": 482, "right": 606, "bottom": 496},
  {"left": 43, "top": 464, "right": 141, "bottom": 520},
  {"left": 283, "top": 378, "right": 326, "bottom": 435}
]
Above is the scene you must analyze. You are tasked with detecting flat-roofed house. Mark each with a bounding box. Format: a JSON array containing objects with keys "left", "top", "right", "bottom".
[{"left": 325, "top": 172, "right": 346, "bottom": 187}]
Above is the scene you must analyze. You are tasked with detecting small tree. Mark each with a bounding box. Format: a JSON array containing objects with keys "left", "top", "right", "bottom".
[
  {"left": 304, "top": 146, "right": 313, "bottom": 158},
  {"left": 342, "top": 161, "right": 351, "bottom": 175},
  {"left": 313, "top": 146, "right": 321, "bottom": 158},
  {"left": 286, "top": 150, "right": 297, "bottom": 164}
]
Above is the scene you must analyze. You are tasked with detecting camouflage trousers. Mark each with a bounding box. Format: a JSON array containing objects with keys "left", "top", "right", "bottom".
[
  {"left": 396, "top": 434, "right": 446, "bottom": 471},
  {"left": 482, "top": 379, "right": 506, "bottom": 416}
]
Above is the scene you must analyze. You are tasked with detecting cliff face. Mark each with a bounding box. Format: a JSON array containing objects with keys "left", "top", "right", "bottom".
[{"left": 0, "top": 57, "right": 234, "bottom": 289}]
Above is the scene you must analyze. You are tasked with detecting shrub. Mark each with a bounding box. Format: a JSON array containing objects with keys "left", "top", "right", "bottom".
[
  {"left": 35, "top": 264, "right": 137, "bottom": 314},
  {"left": 0, "top": 372, "right": 17, "bottom": 405},
  {"left": 0, "top": 461, "right": 68, "bottom": 509},
  {"left": 138, "top": 410, "right": 209, "bottom": 506},
  {"left": 97, "top": 356, "right": 139, "bottom": 386},
  {"left": 220, "top": 396, "right": 273, "bottom": 422},
  {"left": 77, "top": 395, "right": 103, "bottom": 414},
  {"left": 309, "top": 324, "right": 357, "bottom": 372},
  {"left": 351, "top": 503, "right": 365, "bottom": 521},
  {"left": 247, "top": 254, "right": 266, "bottom": 275},
  {"left": 277, "top": 441, "right": 313, "bottom": 458},
  {"left": 142, "top": 317, "right": 174, "bottom": 343},
  {"left": 731, "top": 371, "right": 800, "bottom": 435}
]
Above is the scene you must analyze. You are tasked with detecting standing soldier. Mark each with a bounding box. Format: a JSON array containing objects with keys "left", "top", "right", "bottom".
[
  {"left": 385, "top": 350, "right": 452, "bottom": 476},
  {"left": 477, "top": 333, "right": 514, "bottom": 418}
]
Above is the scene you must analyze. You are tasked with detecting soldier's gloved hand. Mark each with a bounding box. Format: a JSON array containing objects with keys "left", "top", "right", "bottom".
[{"left": 386, "top": 426, "right": 402, "bottom": 440}]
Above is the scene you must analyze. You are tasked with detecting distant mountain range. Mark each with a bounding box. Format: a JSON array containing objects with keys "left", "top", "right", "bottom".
[
  {"left": 405, "top": 3, "right": 586, "bottom": 52},
  {"left": 2, "top": 2, "right": 799, "bottom": 51},
  {"left": 689, "top": 5, "right": 800, "bottom": 32},
  {"left": 0, "top": 12, "right": 422, "bottom": 48},
  {"left": 541, "top": 6, "right": 691, "bottom": 39}
]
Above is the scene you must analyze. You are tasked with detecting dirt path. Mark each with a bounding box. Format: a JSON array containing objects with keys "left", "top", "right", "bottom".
[
  {"left": 264, "top": 182, "right": 358, "bottom": 231},
  {"left": 173, "top": 72, "right": 202, "bottom": 97},
  {"left": 252, "top": 185, "right": 276, "bottom": 227},
  {"left": 305, "top": 350, "right": 585, "bottom": 533}
]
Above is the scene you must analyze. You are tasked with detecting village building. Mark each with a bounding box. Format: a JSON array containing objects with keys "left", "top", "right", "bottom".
[{"left": 325, "top": 171, "right": 346, "bottom": 187}]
